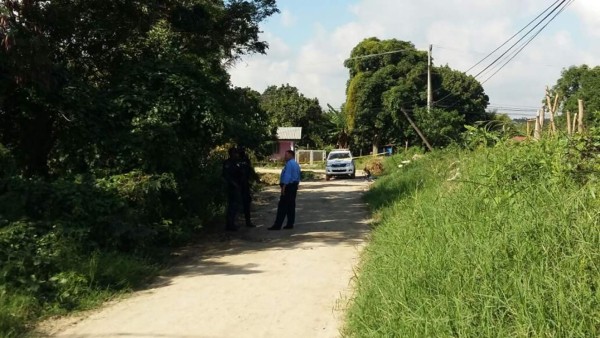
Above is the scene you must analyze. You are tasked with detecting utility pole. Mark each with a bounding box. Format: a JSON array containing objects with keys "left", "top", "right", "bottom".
[
  {"left": 401, "top": 108, "right": 433, "bottom": 151},
  {"left": 427, "top": 44, "right": 433, "bottom": 113}
]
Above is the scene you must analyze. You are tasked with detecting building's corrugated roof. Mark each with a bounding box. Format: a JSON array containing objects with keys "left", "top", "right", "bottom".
[{"left": 277, "top": 127, "right": 302, "bottom": 140}]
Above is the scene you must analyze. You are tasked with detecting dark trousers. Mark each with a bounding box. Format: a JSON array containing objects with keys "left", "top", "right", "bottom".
[
  {"left": 273, "top": 182, "right": 298, "bottom": 228},
  {"left": 226, "top": 188, "right": 239, "bottom": 229},
  {"left": 241, "top": 185, "right": 252, "bottom": 226}
]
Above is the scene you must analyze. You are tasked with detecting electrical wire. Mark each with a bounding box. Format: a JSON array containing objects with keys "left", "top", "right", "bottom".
[
  {"left": 473, "top": 0, "right": 568, "bottom": 78},
  {"left": 344, "top": 48, "right": 421, "bottom": 61},
  {"left": 465, "top": 0, "right": 564, "bottom": 74},
  {"left": 434, "top": 44, "right": 567, "bottom": 69},
  {"left": 431, "top": 1, "right": 572, "bottom": 110},
  {"left": 480, "top": 0, "right": 574, "bottom": 84}
]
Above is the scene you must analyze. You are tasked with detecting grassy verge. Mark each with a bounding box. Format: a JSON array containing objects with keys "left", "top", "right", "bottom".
[{"left": 345, "top": 141, "right": 600, "bottom": 337}]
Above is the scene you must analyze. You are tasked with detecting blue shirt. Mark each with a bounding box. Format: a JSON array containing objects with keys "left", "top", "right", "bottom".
[{"left": 280, "top": 159, "right": 301, "bottom": 185}]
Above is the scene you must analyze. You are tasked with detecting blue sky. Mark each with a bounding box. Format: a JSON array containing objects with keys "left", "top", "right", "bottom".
[
  {"left": 230, "top": 0, "right": 600, "bottom": 118},
  {"left": 261, "top": 0, "right": 355, "bottom": 45}
]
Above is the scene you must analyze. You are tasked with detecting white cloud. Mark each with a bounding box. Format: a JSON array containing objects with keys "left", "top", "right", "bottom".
[
  {"left": 280, "top": 9, "right": 296, "bottom": 28},
  {"left": 227, "top": 32, "right": 293, "bottom": 90},
  {"left": 572, "top": 0, "right": 600, "bottom": 37},
  {"left": 230, "top": 0, "right": 600, "bottom": 115}
]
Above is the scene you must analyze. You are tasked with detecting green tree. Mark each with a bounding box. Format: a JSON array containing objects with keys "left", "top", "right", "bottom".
[
  {"left": 433, "top": 66, "right": 490, "bottom": 125},
  {"left": 226, "top": 87, "right": 273, "bottom": 155},
  {"left": 551, "top": 65, "right": 600, "bottom": 125},
  {"left": 0, "top": 1, "right": 280, "bottom": 332},
  {"left": 413, "top": 107, "right": 465, "bottom": 147},
  {"left": 260, "top": 84, "right": 328, "bottom": 148},
  {"left": 344, "top": 37, "right": 490, "bottom": 152},
  {"left": 0, "top": 0, "right": 278, "bottom": 177},
  {"left": 345, "top": 38, "right": 427, "bottom": 153}
]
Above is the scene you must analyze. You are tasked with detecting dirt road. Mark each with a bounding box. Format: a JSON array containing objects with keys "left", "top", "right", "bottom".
[{"left": 43, "top": 179, "right": 371, "bottom": 338}]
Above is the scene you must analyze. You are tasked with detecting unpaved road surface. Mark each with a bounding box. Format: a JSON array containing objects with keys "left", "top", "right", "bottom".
[{"left": 42, "top": 179, "right": 371, "bottom": 338}]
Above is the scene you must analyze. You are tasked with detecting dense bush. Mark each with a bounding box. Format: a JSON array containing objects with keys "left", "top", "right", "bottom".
[
  {"left": 0, "top": 0, "right": 279, "bottom": 335},
  {"left": 0, "top": 144, "right": 15, "bottom": 178},
  {"left": 0, "top": 154, "right": 227, "bottom": 336}
]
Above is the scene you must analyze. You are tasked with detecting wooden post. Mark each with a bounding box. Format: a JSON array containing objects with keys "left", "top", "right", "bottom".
[
  {"left": 526, "top": 119, "right": 531, "bottom": 137},
  {"left": 540, "top": 108, "right": 545, "bottom": 130},
  {"left": 552, "top": 93, "right": 559, "bottom": 134},
  {"left": 578, "top": 99, "right": 584, "bottom": 133},
  {"left": 566, "top": 111, "right": 572, "bottom": 135},
  {"left": 545, "top": 91, "right": 558, "bottom": 135},
  {"left": 546, "top": 89, "right": 553, "bottom": 135},
  {"left": 401, "top": 108, "right": 433, "bottom": 151},
  {"left": 534, "top": 112, "right": 541, "bottom": 140},
  {"left": 404, "top": 140, "right": 408, "bottom": 152},
  {"left": 572, "top": 113, "right": 578, "bottom": 134}
]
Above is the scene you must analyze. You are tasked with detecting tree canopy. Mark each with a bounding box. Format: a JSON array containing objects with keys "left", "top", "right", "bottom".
[
  {"left": 0, "top": 2, "right": 279, "bottom": 332},
  {"left": 260, "top": 84, "right": 329, "bottom": 148},
  {"left": 551, "top": 65, "right": 600, "bottom": 124},
  {"left": 0, "top": 0, "right": 278, "bottom": 177},
  {"left": 344, "top": 37, "right": 490, "bottom": 151}
]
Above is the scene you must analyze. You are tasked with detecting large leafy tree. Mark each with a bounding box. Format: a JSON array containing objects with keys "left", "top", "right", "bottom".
[
  {"left": 345, "top": 38, "right": 427, "bottom": 152},
  {"left": 551, "top": 65, "right": 600, "bottom": 125},
  {"left": 433, "top": 66, "right": 490, "bottom": 125},
  {"left": 260, "top": 84, "right": 329, "bottom": 148},
  {"left": 344, "top": 37, "right": 490, "bottom": 152},
  {"left": 0, "top": 0, "right": 278, "bottom": 177}
]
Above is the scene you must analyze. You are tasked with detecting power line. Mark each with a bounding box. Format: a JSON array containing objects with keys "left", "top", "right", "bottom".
[
  {"left": 344, "top": 48, "right": 419, "bottom": 62},
  {"left": 488, "top": 103, "right": 541, "bottom": 109},
  {"left": 488, "top": 107, "right": 539, "bottom": 112},
  {"left": 473, "top": 0, "right": 568, "bottom": 79},
  {"left": 431, "top": 0, "right": 572, "bottom": 110},
  {"left": 465, "top": 0, "right": 564, "bottom": 75},
  {"left": 433, "top": 44, "right": 567, "bottom": 69},
  {"left": 480, "top": 0, "right": 574, "bottom": 84}
]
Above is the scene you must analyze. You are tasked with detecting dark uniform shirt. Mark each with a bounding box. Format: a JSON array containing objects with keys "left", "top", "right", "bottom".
[
  {"left": 237, "top": 155, "right": 254, "bottom": 188},
  {"left": 222, "top": 158, "right": 242, "bottom": 189}
]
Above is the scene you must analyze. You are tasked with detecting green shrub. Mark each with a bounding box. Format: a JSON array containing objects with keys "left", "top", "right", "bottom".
[
  {"left": 0, "top": 144, "right": 15, "bottom": 178},
  {"left": 0, "top": 166, "right": 218, "bottom": 336},
  {"left": 89, "top": 251, "right": 157, "bottom": 289},
  {"left": 0, "top": 291, "right": 38, "bottom": 338},
  {"left": 95, "top": 171, "right": 181, "bottom": 251}
]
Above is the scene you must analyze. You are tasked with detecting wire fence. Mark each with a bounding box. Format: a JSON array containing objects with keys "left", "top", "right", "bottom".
[{"left": 296, "top": 150, "right": 326, "bottom": 164}]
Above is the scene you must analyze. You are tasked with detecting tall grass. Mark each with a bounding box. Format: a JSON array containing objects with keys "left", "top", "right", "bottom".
[{"left": 346, "top": 140, "right": 600, "bottom": 337}]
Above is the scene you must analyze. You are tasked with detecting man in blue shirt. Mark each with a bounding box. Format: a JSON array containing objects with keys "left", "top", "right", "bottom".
[{"left": 268, "top": 150, "right": 301, "bottom": 230}]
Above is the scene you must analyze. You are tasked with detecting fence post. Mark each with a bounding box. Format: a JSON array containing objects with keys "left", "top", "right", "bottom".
[
  {"left": 566, "top": 111, "right": 572, "bottom": 135},
  {"left": 534, "top": 111, "right": 541, "bottom": 140},
  {"left": 578, "top": 99, "right": 584, "bottom": 133}
]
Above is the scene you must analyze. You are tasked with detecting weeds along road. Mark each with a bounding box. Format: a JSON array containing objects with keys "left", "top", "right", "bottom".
[{"left": 42, "top": 178, "right": 371, "bottom": 338}]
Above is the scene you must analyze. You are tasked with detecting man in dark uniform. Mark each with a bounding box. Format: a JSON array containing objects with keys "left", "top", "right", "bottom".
[
  {"left": 222, "top": 147, "right": 242, "bottom": 231},
  {"left": 237, "top": 146, "right": 256, "bottom": 228}
]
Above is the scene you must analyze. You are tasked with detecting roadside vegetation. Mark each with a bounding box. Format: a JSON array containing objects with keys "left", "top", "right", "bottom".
[
  {"left": 345, "top": 134, "right": 600, "bottom": 337},
  {"left": 3, "top": 1, "right": 599, "bottom": 336},
  {"left": 0, "top": 1, "right": 279, "bottom": 336}
]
